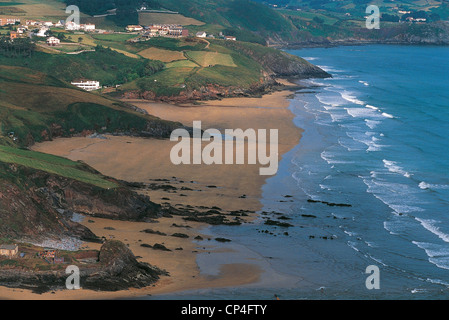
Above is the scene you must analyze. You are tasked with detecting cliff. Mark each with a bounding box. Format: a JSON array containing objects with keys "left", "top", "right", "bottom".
[{"left": 0, "top": 162, "right": 165, "bottom": 243}]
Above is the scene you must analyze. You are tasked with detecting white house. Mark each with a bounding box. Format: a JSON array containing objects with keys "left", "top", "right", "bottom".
[
  {"left": 65, "top": 21, "right": 80, "bottom": 31},
  {"left": 55, "top": 20, "right": 65, "bottom": 28},
  {"left": 126, "top": 25, "right": 143, "bottom": 32},
  {"left": 81, "top": 23, "right": 96, "bottom": 31},
  {"left": 17, "top": 27, "right": 27, "bottom": 34},
  {"left": 225, "top": 36, "right": 236, "bottom": 41},
  {"left": 46, "top": 36, "right": 60, "bottom": 46},
  {"left": 36, "top": 27, "right": 49, "bottom": 37},
  {"left": 71, "top": 79, "right": 101, "bottom": 91},
  {"left": 26, "top": 20, "right": 39, "bottom": 26},
  {"left": 43, "top": 21, "right": 54, "bottom": 27},
  {"left": 196, "top": 31, "right": 207, "bottom": 38}
]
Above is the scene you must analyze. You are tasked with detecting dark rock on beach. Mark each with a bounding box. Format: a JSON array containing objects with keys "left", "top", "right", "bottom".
[
  {"left": 264, "top": 219, "right": 294, "bottom": 228},
  {"left": 152, "top": 243, "right": 171, "bottom": 252},
  {"left": 171, "top": 233, "right": 189, "bottom": 239},
  {"left": 307, "top": 199, "right": 352, "bottom": 207}
]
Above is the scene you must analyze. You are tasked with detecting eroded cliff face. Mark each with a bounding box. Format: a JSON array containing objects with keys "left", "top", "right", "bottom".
[
  {"left": 248, "top": 50, "right": 330, "bottom": 79},
  {"left": 0, "top": 165, "right": 95, "bottom": 242},
  {"left": 121, "top": 80, "right": 281, "bottom": 103},
  {"left": 48, "top": 177, "right": 163, "bottom": 222},
  {"left": 0, "top": 163, "right": 164, "bottom": 242}
]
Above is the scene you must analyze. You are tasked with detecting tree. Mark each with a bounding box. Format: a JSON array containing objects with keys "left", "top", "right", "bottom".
[
  {"left": 57, "top": 32, "right": 67, "bottom": 41},
  {"left": 0, "top": 36, "right": 35, "bottom": 58},
  {"left": 313, "top": 16, "right": 325, "bottom": 24}
]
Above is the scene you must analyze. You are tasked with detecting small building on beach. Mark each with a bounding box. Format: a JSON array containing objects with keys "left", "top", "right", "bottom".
[{"left": 0, "top": 244, "right": 18, "bottom": 258}]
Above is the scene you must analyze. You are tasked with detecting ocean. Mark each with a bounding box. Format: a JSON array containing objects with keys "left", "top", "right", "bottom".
[{"left": 152, "top": 45, "right": 449, "bottom": 300}]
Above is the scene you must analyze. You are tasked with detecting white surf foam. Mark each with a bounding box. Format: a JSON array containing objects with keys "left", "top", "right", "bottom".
[
  {"left": 365, "top": 104, "right": 379, "bottom": 110},
  {"left": 415, "top": 218, "right": 449, "bottom": 243},
  {"left": 365, "top": 119, "right": 381, "bottom": 129},
  {"left": 382, "top": 112, "right": 395, "bottom": 119},
  {"left": 341, "top": 91, "right": 365, "bottom": 105},
  {"left": 345, "top": 107, "right": 381, "bottom": 118},
  {"left": 316, "top": 93, "right": 342, "bottom": 107},
  {"left": 383, "top": 160, "right": 412, "bottom": 178},
  {"left": 412, "top": 241, "right": 449, "bottom": 258},
  {"left": 419, "top": 181, "right": 449, "bottom": 190}
]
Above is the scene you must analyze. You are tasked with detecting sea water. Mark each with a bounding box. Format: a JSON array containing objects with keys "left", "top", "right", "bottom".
[{"left": 151, "top": 45, "right": 449, "bottom": 300}]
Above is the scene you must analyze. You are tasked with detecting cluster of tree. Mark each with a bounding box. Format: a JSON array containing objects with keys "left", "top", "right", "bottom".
[
  {"left": 0, "top": 37, "right": 35, "bottom": 58},
  {"left": 313, "top": 16, "right": 325, "bottom": 24},
  {"left": 382, "top": 14, "right": 400, "bottom": 22}
]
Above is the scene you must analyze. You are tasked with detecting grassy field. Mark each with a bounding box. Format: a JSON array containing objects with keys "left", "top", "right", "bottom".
[
  {"left": 278, "top": 9, "right": 339, "bottom": 25},
  {"left": 185, "top": 51, "right": 237, "bottom": 67},
  {"left": 91, "top": 33, "right": 138, "bottom": 42},
  {"left": 0, "top": 2, "right": 26, "bottom": 6},
  {"left": 113, "top": 36, "right": 269, "bottom": 95},
  {"left": 145, "top": 37, "right": 208, "bottom": 51},
  {"left": 138, "top": 12, "right": 205, "bottom": 26},
  {"left": 138, "top": 47, "right": 186, "bottom": 62},
  {"left": 0, "top": 0, "right": 85, "bottom": 20},
  {"left": 165, "top": 59, "right": 199, "bottom": 68},
  {"left": 0, "top": 145, "right": 117, "bottom": 189}
]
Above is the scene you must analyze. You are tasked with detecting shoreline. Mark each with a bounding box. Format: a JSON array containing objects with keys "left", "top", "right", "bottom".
[{"left": 2, "top": 82, "right": 303, "bottom": 300}]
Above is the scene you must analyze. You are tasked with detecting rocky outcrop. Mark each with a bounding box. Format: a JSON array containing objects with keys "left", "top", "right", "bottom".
[
  {"left": 121, "top": 80, "right": 282, "bottom": 103},
  {"left": 218, "top": 40, "right": 331, "bottom": 79},
  {"left": 0, "top": 162, "right": 165, "bottom": 243},
  {"left": 251, "top": 50, "right": 330, "bottom": 78},
  {"left": 31, "top": 169, "right": 164, "bottom": 223},
  {"left": 82, "top": 240, "right": 168, "bottom": 291},
  {"left": 0, "top": 164, "right": 98, "bottom": 242}
]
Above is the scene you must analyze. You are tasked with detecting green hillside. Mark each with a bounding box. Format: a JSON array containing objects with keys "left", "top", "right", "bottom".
[
  {"left": 63, "top": 0, "right": 449, "bottom": 44},
  {"left": 0, "top": 45, "right": 164, "bottom": 86},
  {"left": 0, "top": 64, "right": 182, "bottom": 146},
  {"left": 0, "top": 145, "right": 117, "bottom": 189},
  {"left": 66, "top": 0, "right": 300, "bottom": 43},
  {"left": 161, "top": 0, "right": 299, "bottom": 41}
]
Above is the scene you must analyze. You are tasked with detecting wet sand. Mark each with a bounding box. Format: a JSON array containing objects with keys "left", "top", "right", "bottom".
[{"left": 4, "top": 87, "right": 303, "bottom": 299}]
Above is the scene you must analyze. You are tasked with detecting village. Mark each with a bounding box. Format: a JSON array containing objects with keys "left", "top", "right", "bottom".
[
  {"left": 0, "top": 16, "right": 237, "bottom": 93},
  {"left": 0, "top": 243, "right": 64, "bottom": 265},
  {"left": 0, "top": 15, "right": 237, "bottom": 46},
  {"left": 0, "top": 241, "right": 100, "bottom": 272}
]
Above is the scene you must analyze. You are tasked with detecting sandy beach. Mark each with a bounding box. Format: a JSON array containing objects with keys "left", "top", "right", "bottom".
[{"left": 2, "top": 86, "right": 302, "bottom": 299}]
